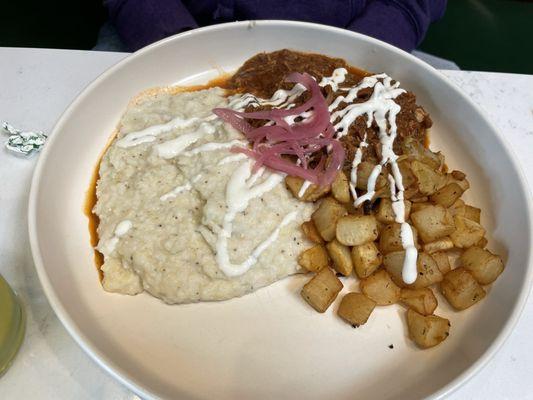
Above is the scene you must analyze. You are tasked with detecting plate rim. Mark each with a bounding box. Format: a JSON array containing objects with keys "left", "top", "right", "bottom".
[{"left": 28, "top": 19, "right": 533, "bottom": 400}]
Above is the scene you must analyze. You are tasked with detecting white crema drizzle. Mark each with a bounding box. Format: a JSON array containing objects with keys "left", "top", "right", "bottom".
[
  {"left": 319, "top": 67, "right": 347, "bottom": 92},
  {"left": 325, "top": 68, "right": 418, "bottom": 284},
  {"left": 213, "top": 159, "right": 297, "bottom": 277},
  {"left": 102, "top": 220, "right": 132, "bottom": 255}
]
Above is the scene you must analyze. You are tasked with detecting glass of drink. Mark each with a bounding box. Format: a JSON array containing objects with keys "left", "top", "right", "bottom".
[{"left": 0, "top": 274, "right": 26, "bottom": 377}]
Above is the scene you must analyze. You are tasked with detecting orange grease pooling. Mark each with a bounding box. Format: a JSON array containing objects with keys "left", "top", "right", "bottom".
[{"left": 84, "top": 75, "right": 233, "bottom": 280}]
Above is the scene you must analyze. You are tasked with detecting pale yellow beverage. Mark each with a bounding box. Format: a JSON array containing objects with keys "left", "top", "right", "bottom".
[{"left": 0, "top": 274, "right": 25, "bottom": 376}]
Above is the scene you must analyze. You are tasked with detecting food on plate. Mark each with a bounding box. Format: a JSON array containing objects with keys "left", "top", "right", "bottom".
[
  {"left": 338, "top": 292, "right": 376, "bottom": 327},
  {"left": 89, "top": 49, "right": 505, "bottom": 349},
  {"left": 301, "top": 267, "right": 343, "bottom": 313},
  {"left": 406, "top": 309, "right": 450, "bottom": 349}
]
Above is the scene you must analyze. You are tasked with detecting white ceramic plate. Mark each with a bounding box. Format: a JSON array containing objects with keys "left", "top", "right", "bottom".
[{"left": 29, "top": 21, "right": 533, "bottom": 400}]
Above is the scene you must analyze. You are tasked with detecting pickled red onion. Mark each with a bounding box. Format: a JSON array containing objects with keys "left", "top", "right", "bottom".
[{"left": 213, "top": 72, "right": 344, "bottom": 186}]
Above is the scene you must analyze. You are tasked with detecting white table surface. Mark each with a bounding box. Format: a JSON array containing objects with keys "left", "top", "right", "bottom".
[{"left": 0, "top": 47, "right": 532, "bottom": 400}]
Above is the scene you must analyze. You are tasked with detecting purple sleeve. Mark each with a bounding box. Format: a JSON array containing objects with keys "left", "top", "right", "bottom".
[
  {"left": 347, "top": 0, "right": 447, "bottom": 52},
  {"left": 106, "top": 0, "right": 198, "bottom": 51}
]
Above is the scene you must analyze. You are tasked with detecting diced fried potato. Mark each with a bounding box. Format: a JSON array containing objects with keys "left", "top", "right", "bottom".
[
  {"left": 406, "top": 309, "right": 450, "bottom": 348},
  {"left": 379, "top": 223, "right": 405, "bottom": 254},
  {"left": 383, "top": 250, "right": 407, "bottom": 287},
  {"left": 451, "top": 170, "right": 466, "bottom": 181},
  {"left": 356, "top": 162, "right": 387, "bottom": 191},
  {"left": 476, "top": 237, "right": 488, "bottom": 248},
  {"left": 285, "top": 176, "right": 330, "bottom": 202},
  {"left": 450, "top": 216, "right": 486, "bottom": 248},
  {"left": 464, "top": 205, "right": 481, "bottom": 223},
  {"left": 331, "top": 171, "right": 351, "bottom": 203},
  {"left": 360, "top": 270, "right": 401, "bottom": 305},
  {"left": 455, "top": 178, "right": 470, "bottom": 192},
  {"left": 423, "top": 237, "right": 454, "bottom": 254},
  {"left": 431, "top": 251, "right": 451, "bottom": 274},
  {"left": 410, "top": 195, "right": 429, "bottom": 203},
  {"left": 410, "top": 160, "right": 446, "bottom": 196},
  {"left": 376, "top": 198, "right": 412, "bottom": 224},
  {"left": 301, "top": 268, "right": 343, "bottom": 313},
  {"left": 429, "top": 182, "right": 465, "bottom": 208},
  {"left": 398, "top": 159, "right": 417, "bottom": 187},
  {"left": 402, "top": 137, "right": 445, "bottom": 171},
  {"left": 448, "top": 199, "right": 466, "bottom": 218},
  {"left": 326, "top": 240, "right": 353, "bottom": 276},
  {"left": 298, "top": 245, "right": 329, "bottom": 273},
  {"left": 311, "top": 197, "right": 347, "bottom": 241},
  {"left": 400, "top": 288, "right": 438, "bottom": 315},
  {"left": 351, "top": 242, "right": 382, "bottom": 279},
  {"left": 338, "top": 292, "right": 376, "bottom": 326},
  {"left": 336, "top": 215, "right": 379, "bottom": 246},
  {"left": 411, "top": 205, "right": 455, "bottom": 243},
  {"left": 409, "top": 252, "right": 443, "bottom": 289},
  {"left": 460, "top": 246, "right": 504, "bottom": 285},
  {"left": 441, "top": 268, "right": 486, "bottom": 310},
  {"left": 411, "top": 202, "right": 432, "bottom": 213},
  {"left": 301, "top": 221, "right": 324, "bottom": 244}
]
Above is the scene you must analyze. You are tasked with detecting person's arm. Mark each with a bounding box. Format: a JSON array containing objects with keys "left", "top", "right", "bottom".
[
  {"left": 106, "top": 0, "right": 198, "bottom": 51},
  {"left": 347, "top": 0, "right": 447, "bottom": 52}
]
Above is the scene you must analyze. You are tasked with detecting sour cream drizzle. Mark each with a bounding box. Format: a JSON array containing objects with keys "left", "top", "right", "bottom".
[
  {"left": 116, "top": 117, "right": 200, "bottom": 148},
  {"left": 349, "top": 133, "right": 368, "bottom": 200},
  {"left": 155, "top": 122, "right": 216, "bottom": 159},
  {"left": 325, "top": 68, "right": 418, "bottom": 284},
  {"left": 319, "top": 68, "right": 347, "bottom": 92},
  {"left": 298, "top": 180, "right": 313, "bottom": 198},
  {"left": 102, "top": 220, "right": 132, "bottom": 255},
  {"left": 228, "top": 83, "right": 306, "bottom": 110},
  {"left": 214, "top": 159, "right": 296, "bottom": 277},
  {"left": 160, "top": 174, "right": 203, "bottom": 201}
]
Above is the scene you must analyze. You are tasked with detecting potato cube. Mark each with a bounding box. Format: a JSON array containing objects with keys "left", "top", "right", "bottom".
[
  {"left": 326, "top": 240, "right": 353, "bottom": 276},
  {"left": 460, "top": 246, "right": 504, "bottom": 285},
  {"left": 409, "top": 252, "right": 444, "bottom": 289},
  {"left": 451, "top": 170, "right": 466, "bottom": 181},
  {"left": 476, "top": 237, "right": 488, "bottom": 248},
  {"left": 411, "top": 205, "right": 455, "bottom": 243},
  {"left": 441, "top": 268, "right": 486, "bottom": 310},
  {"left": 301, "top": 221, "right": 324, "bottom": 244},
  {"left": 400, "top": 288, "right": 438, "bottom": 315},
  {"left": 379, "top": 223, "right": 419, "bottom": 255},
  {"left": 376, "top": 198, "right": 412, "bottom": 224},
  {"left": 410, "top": 195, "right": 429, "bottom": 203},
  {"left": 464, "top": 205, "right": 481, "bottom": 223},
  {"left": 429, "top": 182, "right": 465, "bottom": 208},
  {"left": 301, "top": 268, "right": 343, "bottom": 313},
  {"left": 383, "top": 250, "right": 407, "bottom": 287},
  {"left": 285, "top": 176, "right": 330, "bottom": 202},
  {"left": 336, "top": 215, "right": 379, "bottom": 246},
  {"left": 356, "top": 162, "right": 386, "bottom": 190},
  {"left": 351, "top": 242, "right": 382, "bottom": 279},
  {"left": 379, "top": 223, "right": 405, "bottom": 254},
  {"left": 410, "top": 202, "right": 432, "bottom": 213},
  {"left": 337, "top": 292, "right": 376, "bottom": 327},
  {"left": 331, "top": 171, "right": 351, "bottom": 203},
  {"left": 450, "top": 216, "right": 486, "bottom": 248},
  {"left": 398, "top": 159, "right": 417, "bottom": 189},
  {"left": 423, "top": 237, "right": 454, "bottom": 254},
  {"left": 406, "top": 309, "right": 450, "bottom": 348},
  {"left": 455, "top": 177, "right": 470, "bottom": 192},
  {"left": 410, "top": 160, "right": 446, "bottom": 196},
  {"left": 298, "top": 245, "right": 329, "bottom": 273},
  {"left": 448, "top": 199, "right": 466, "bottom": 218},
  {"left": 360, "top": 270, "right": 401, "bottom": 305},
  {"left": 311, "top": 197, "right": 347, "bottom": 241},
  {"left": 431, "top": 251, "right": 451, "bottom": 274}
]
